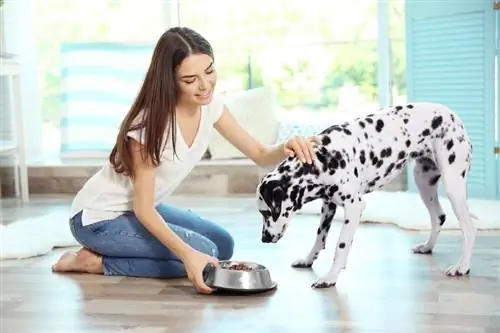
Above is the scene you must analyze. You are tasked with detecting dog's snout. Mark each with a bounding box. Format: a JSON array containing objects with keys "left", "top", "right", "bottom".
[{"left": 261, "top": 230, "right": 273, "bottom": 243}]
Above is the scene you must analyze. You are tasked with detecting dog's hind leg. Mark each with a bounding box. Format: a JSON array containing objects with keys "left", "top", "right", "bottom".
[
  {"left": 411, "top": 157, "right": 447, "bottom": 254},
  {"left": 292, "top": 200, "right": 337, "bottom": 268},
  {"left": 437, "top": 138, "right": 475, "bottom": 276}
]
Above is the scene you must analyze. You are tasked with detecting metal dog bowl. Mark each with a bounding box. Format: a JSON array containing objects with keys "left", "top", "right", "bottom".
[{"left": 202, "top": 260, "right": 277, "bottom": 293}]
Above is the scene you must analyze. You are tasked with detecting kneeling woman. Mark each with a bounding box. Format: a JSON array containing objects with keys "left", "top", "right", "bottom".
[{"left": 52, "top": 26, "right": 317, "bottom": 294}]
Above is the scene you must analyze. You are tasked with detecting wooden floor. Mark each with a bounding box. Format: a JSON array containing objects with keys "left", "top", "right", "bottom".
[{"left": 1, "top": 195, "right": 500, "bottom": 333}]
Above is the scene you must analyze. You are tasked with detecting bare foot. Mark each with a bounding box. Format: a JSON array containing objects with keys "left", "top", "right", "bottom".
[{"left": 52, "top": 248, "right": 104, "bottom": 274}]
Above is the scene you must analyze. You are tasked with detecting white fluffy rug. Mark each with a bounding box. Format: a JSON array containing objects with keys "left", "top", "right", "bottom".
[
  {"left": 0, "top": 212, "right": 79, "bottom": 260},
  {"left": 299, "top": 190, "right": 500, "bottom": 230},
  {"left": 1, "top": 191, "right": 499, "bottom": 260}
]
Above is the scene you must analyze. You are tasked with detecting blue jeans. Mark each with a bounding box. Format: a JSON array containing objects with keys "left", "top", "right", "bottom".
[{"left": 69, "top": 203, "right": 234, "bottom": 278}]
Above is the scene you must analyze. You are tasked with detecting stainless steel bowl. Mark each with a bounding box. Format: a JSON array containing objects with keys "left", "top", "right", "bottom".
[{"left": 203, "top": 260, "right": 277, "bottom": 293}]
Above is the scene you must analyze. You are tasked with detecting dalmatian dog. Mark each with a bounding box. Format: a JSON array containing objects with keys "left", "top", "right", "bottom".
[{"left": 257, "top": 102, "right": 476, "bottom": 288}]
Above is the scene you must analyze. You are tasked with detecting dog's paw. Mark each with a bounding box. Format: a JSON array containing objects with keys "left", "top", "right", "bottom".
[
  {"left": 291, "top": 258, "right": 313, "bottom": 268},
  {"left": 412, "top": 243, "right": 433, "bottom": 254},
  {"left": 311, "top": 278, "right": 336, "bottom": 288},
  {"left": 445, "top": 263, "right": 471, "bottom": 277}
]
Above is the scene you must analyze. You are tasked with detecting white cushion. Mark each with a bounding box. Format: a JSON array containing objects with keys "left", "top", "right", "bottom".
[{"left": 209, "top": 87, "right": 279, "bottom": 160}]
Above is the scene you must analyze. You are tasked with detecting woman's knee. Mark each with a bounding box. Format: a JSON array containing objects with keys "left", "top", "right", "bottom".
[{"left": 213, "top": 227, "right": 235, "bottom": 260}]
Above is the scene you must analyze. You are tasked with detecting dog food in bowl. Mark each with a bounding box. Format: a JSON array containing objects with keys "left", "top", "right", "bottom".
[{"left": 227, "top": 263, "right": 253, "bottom": 271}]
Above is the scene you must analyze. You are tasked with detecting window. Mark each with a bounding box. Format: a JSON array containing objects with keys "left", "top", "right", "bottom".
[
  {"left": 177, "top": 0, "right": 405, "bottom": 141},
  {"left": 34, "top": 0, "right": 168, "bottom": 159},
  {"left": 27, "top": 0, "right": 406, "bottom": 160},
  {"left": 179, "top": 0, "right": 406, "bottom": 113}
]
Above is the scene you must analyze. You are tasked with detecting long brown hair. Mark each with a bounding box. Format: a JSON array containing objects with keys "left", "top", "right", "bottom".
[{"left": 109, "top": 27, "right": 214, "bottom": 178}]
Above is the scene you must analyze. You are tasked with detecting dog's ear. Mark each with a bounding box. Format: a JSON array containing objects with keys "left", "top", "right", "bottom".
[{"left": 270, "top": 186, "right": 285, "bottom": 221}]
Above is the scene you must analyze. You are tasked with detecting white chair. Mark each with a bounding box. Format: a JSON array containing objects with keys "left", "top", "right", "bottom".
[{"left": 0, "top": 57, "right": 29, "bottom": 203}]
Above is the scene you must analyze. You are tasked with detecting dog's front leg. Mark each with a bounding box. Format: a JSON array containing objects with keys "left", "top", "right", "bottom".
[
  {"left": 311, "top": 196, "right": 364, "bottom": 288},
  {"left": 292, "top": 200, "right": 337, "bottom": 268}
]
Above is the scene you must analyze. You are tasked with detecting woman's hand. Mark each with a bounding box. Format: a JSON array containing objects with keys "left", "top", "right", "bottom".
[
  {"left": 183, "top": 249, "right": 220, "bottom": 294},
  {"left": 284, "top": 135, "right": 322, "bottom": 164}
]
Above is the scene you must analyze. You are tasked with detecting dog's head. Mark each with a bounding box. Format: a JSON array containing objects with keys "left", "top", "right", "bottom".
[{"left": 257, "top": 157, "right": 323, "bottom": 243}]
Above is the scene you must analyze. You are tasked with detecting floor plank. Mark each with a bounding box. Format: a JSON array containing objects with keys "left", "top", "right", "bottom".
[{"left": 1, "top": 195, "right": 499, "bottom": 333}]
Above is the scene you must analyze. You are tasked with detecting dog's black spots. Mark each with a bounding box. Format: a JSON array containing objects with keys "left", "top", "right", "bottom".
[
  {"left": 343, "top": 128, "right": 352, "bottom": 135},
  {"left": 380, "top": 147, "right": 392, "bottom": 158},
  {"left": 321, "top": 135, "right": 331, "bottom": 145},
  {"left": 283, "top": 212, "right": 289, "bottom": 218},
  {"left": 359, "top": 121, "right": 365, "bottom": 128},
  {"left": 421, "top": 129, "right": 430, "bottom": 136},
  {"left": 325, "top": 185, "right": 339, "bottom": 198},
  {"left": 430, "top": 115, "right": 443, "bottom": 129},
  {"left": 398, "top": 151, "right": 406, "bottom": 160},
  {"left": 289, "top": 185, "right": 300, "bottom": 203},
  {"left": 369, "top": 150, "right": 376, "bottom": 161},
  {"left": 320, "top": 217, "right": 332, "bottom": 231},
  {"left": 376, "top": 159, "right": 383, "bottom": 168},
  {"left": 365, "top": 117, "right": 374, "bottom": 124},
  {"left": 375, "top": 119, "right": 384, "bottom": 132},
  {"left": 306, "top": 184, "right": 318, "bottom": 192},
  {"left": 340, "top": 195, "right": 346, "bottom": 201},
  {"left": 410, "top": 151, "right": 419, "bottom": 158},
  {"left": 439, "top": 214, "right": 446, "bottom": 226},
  {"left": 448, "top": 153, "right": 456, "bottom": 164},
  {"left": 446, "top": 139, "right": 454, "bottom": 150},
  {"left": 405, "top": 139, "right": 411, "bottom": 147},
  {"left": 353, "top": 147, "right": 356, "bottom": 155},
  {"left": 345, "top": 219, "right": 349, "bottom": 224},
  {"left": 339, "top": 242, "right": 346, "bottom": 249},
  {"left": 384, "top": 163, "right": 395, "bottom": 177},
  {"left": 395, "top": 105, "right": 403, "bottom": 111},
  {"left": 360, "top": 151, "right": 366, "bottom": 164},
  {"left": 294, "top": 162, "right": 320, "bottom": 178},
  {"left": 369, "top": 151, "right": 379, "bottom": 167},
  {"left": 461, "top": 169, "right": 466, "bottom": 178},
  {"left": 429, "top": 175, "right": 441, "bottom": 186},
  {"left": 403, "top": 118, "right": 409, "bottom": 124},
  {"left": 327, "top": 202, "right": 336, "bottom": 211},
  {"left": 277, "top": 164, "right": 291, "bottom": 174},
  {"left": 364, "top": 132, "right": 369, "bottom": 139},
  {"left": 395, "top": 160, "right": 406, "bottom": 170},
  {"left": 354, "top": 167, "right": 358, "bottom": 177},
  {"left": 407, "top": 104, "right": 414, "bottom": 109},
  {"left": 350, "top": 198, "right": 355, "bottom": 203}
]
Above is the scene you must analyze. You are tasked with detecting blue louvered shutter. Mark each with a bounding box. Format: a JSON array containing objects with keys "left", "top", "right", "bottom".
[
  {"left": 405, "top": 0, "right": 497, "bottom": 199},
  {"left": 496, "top": 1, "right": 500, "bottom": 200}
]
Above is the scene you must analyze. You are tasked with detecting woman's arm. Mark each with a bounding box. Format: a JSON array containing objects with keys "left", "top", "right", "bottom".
[
  {"left": 214, "top": 105, "right": 318, "bottom": 167},
  {"left": 128, "top": 138, "right": 218, "bottom": 294},
  {"left": 130, "top": 138, "right": 192, "bottom": 260}
]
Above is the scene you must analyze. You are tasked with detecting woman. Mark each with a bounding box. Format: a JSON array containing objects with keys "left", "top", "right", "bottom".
[{"left": 52, "top": 27, "right": 317, "bottom": 294}]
